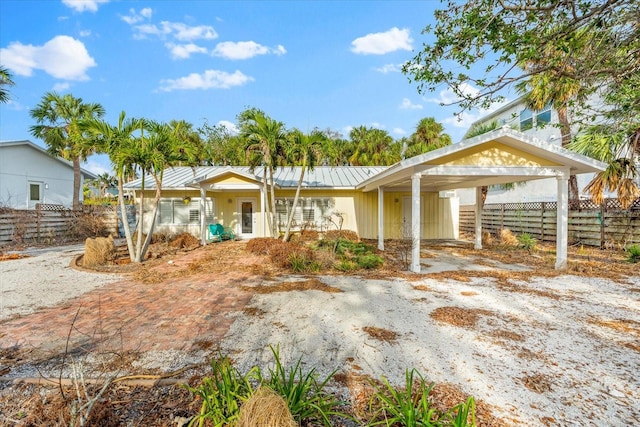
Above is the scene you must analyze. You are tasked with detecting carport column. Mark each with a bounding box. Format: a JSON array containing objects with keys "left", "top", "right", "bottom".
[
  {"left": 261, "top": 184, "right": 267, "bottom": 238},
  {"left": 200, "top": 186, "right": 207, "bottom": 245},
  {"left": 474, "top": 186, "right": 483, "bottom": 250},
  {"left": 411, "top": 173, "right": 421, "bottom": 273},
  {"left": 555, "top": 169, "right": 569, "bottom": 270},
  {"left": 378, "top": 186, "right": 384, "bottom": 251}
]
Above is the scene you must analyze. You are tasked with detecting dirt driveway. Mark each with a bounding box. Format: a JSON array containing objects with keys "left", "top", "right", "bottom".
[{"left": 1, "top": 240, "right": 639, "bottom": 426}]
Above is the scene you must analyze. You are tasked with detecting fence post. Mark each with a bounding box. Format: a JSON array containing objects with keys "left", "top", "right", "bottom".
[
  {"left": 36, "top": 204, "right": 41, "bottom": 241},
  {"left": 501, "top": 203, "right": 505, "bottom": 231},
  {"left": 600, "top": 200, "right": 606, "bottom": 249},
  {"left": 541, "top": 202, "right": 545, "bottom": 242}
]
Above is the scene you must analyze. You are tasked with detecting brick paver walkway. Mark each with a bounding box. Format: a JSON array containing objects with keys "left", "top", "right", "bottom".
[{"left": 0, "top": 243, "right": 260, "bottom": 357}]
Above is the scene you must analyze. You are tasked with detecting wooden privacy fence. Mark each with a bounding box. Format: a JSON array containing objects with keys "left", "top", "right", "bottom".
[
  {"left": 0, "top": 204, "right": 136, "bottom": 245},
  {"left": 460, "top": 198, "right": 640, "bottom": 248}
]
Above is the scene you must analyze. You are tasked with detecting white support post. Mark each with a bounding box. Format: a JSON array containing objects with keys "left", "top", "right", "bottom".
[
  {"left": 261, "top": 185, "right": 267, "bottom": 238},
  {"left": 200, "top": 187, "right": 207, "bottom": 245},
  {"left": 411, "top": 173, "right": 421, "bottom": 273},
  {"left": 378, "top": 186, "right": 384, "bottom": 251},
  {"left": 555, "top": 170, "right": 569, "bottom": 270},
  {"left": 475, "top": 186, "right": 483, "bottom": 250}
]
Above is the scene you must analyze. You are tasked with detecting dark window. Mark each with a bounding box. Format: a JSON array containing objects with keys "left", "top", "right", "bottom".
[{"left": 29, "top": 183, "right": 40, "bottom": 201}]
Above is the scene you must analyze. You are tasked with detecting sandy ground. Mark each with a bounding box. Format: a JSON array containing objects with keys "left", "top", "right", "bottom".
[
  {"left": 220, "top": 252, "right": 640, "bottom": 426},
  {"left": 0, "top": 245, "right": 122, "bottom": 321},
  {"left": 1, "top": 244, "right": 639, "bottom": 426}
]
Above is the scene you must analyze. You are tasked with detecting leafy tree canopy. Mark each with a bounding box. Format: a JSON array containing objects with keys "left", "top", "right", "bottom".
[{"left": 404, "top": 0, "right": 639, "bottom": 126}]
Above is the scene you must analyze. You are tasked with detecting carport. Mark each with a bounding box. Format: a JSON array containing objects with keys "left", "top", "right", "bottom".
[{"left": 357, "top": 127, "right": 607, "bottom": 272}]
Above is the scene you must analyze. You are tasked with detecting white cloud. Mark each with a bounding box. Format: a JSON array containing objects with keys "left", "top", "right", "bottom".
[
  {"left": 132, "top": 21, "right": 218, "bottom": 42},
  {"left": 342, "top": 125, "right": 354, "bottom": 135},
  {"left": 1, "top": 35, "right": 96, "bottom": 81},
  {"left": 212, "top": 41, "right": 286, "bottom": 60},
  {"left": 425, "top": 83, "right": 481, "bottom": 106},
  {"left": 218, "top": 120, "right": 239, "bottom": 135},
  {"left": 121, "top": 7, "right": 152, "bottom": 25},
  {"left": 62, "top": 0, "right": 109, "bottom": 13},
  {"left": 400, "top": 98, "right": 423, "bottom": 110},
  {"left": 79, "top": 30, "right": 91, "bottom": 37},
  {"left": 371, "top": 122, "right": 385, "bottom": 129},
  {"left": 351, "top": 27, "right": 412, "bottom": 55},
  {"left": 375, "top": 63, "right": 402, "bottom": 74},
  {"left": 53, "top": 82, "right": 71, "bottom": 91},
  {"left": 166, "top": 43, "right": 208, "bottom": 59},
  {"left": 159, "top": 69, "right": 253, "bottom": 91},
  {"left": 393, "top": 127, "right": 407, "bottom": 136}
]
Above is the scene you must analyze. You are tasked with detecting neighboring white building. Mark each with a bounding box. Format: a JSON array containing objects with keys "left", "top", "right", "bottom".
[
  {"left": 0, "top": 140, "right": 97, "bottom": 209},
  {"left": 458, "top": 95, "right": 600, "bottom": 205}
]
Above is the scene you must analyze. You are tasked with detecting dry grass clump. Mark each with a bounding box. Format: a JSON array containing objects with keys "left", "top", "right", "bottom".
[
  {"left": 482, "top": 231, "right": 494, "bottom": 246},
  {"left": 71, "top": 211, "right": 109, "bottom": 239},
  {"left": 246, "top": 237, "right": 280, "bottom": 255},
  {"left": 236, "top": 386, "right": 297, "bottom": 427},
  {"left": 169, "top": 232, "right": 200, "bottom": 249},
  {"left": 267, "top": 240, "right": 315, "bottom": 269},
  {"left": 499, "top": 229, "right": 518, "bottom": 246},
  {"left": 324, "top": 229, "right": 359, "bottom": 241},
  {"left": 430, "top": 306, "right": 493, "bottom": 329},
  {"left": 289, "top": 229, "right": 320, "bottom": 243},
  {"left": 83, "top": 235, "right": 115, "bottom": 267}
]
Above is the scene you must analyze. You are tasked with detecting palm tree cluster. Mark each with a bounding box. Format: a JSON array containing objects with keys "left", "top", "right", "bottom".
[{"left": 25, "top": 90, "right": 451, "bottom": 260}]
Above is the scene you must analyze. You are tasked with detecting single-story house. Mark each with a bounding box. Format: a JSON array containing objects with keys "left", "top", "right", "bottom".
[
  {"left": 0, "top": 140, "right": 97, "bottom": 209},
  {"left": 126, "top": 127, "right": 606, "bottom": 271}
]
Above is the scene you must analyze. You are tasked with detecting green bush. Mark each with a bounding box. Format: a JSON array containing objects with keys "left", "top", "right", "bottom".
[
  {"left": 259, "top": 345, "right": 342, "bottom": 426},
  {"left": 625, "top": 244, "right": 640, "bottom": 263},
  {"left": 369, "top": 369, "right": 476, "bottom": 427},
  {"left": 517, "top": 233, "right": 537, "bottom": 253},
  {"left": 357, "top": 254, "right": 384, "bottom": 269},
  {"left": 185, "top": 356, "right": 259, "bottom": 427},
  {"left": 289, "top": 252, "right": 320, "bottom": 273}
]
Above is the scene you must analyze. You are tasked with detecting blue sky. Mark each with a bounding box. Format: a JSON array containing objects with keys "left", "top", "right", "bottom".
[{"left": 0, "top": 0, "right": 500, "bottom": 175}]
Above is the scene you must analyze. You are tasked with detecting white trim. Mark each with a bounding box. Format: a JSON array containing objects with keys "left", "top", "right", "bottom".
[
  {"left": 237, "top": 197, "right": 257, "bottom": 239},
  {"left": 555, "top": 169, "right": 570, "bottom": 269},
  {"left": 475, "top": 187, "right": 483, "bottom": 250}
]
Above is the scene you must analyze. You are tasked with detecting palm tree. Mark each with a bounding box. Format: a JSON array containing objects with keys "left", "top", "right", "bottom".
[
  {"left": 0, "top": 66, "right": 15, "bottom": 104},
  {"left": 83, "top": 111, "right": 144, "bottom": 260},
  {"left": 348, "top": 126, "right": 400, "bottom": 166},
  {"left": 405, "top": 117, "right": 451, "bottom": 158},
  {"left": 515, "top": 28, "right": 586, "bottom": 203},
  {"left": 568, "top": 125, "right": 640, "bottom": 208},
  {"left": 241, "top": 109, "right": 287, "bottom": 237},
  {"left": 29, "top": 92, "right": 105, "bottom": 210},
  {"left": 282, "top": 129, "right": 326, "bottom": 241}
]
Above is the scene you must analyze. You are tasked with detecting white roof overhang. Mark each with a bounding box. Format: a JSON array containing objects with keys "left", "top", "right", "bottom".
[{"left": 358, "top": 127, "right": 607, "bottom": 192}]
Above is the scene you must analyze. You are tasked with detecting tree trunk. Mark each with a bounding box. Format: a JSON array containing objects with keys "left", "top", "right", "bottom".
[
  {"left": 269, "top": 168, "right": 278, "bottom": 237},
  {"left": 117, "top": 175, "right": 136, "bottom": 261},
  {"left": 138, "top": 180, "right": 162, "bottom": 261},
  {"left": 283, "top": 165, "right": 306, "bottom": 241},
  {"left": 72, "top": 156, "right": 82, "bottom": 210},
  {"left": 262, "top": 167, "right": 273, "bottom": 237},
  {"left": 558, "top": 107, "right": 579, "bottom": 202}
]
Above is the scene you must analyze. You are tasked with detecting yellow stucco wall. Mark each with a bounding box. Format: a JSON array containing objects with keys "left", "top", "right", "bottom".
[
  {"left": 137, "top": 188, "right": 458, "bottom": 240},
  {"left": 427, "top": 141, "right": 562, "bottom": 167}
]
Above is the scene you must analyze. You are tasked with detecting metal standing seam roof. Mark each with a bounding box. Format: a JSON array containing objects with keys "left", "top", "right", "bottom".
[{"left": 124, "top": 166, "right": 388, "bottom": 190}]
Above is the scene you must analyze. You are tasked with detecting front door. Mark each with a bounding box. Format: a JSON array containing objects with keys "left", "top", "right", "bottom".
[{"left": 237, "top": 197, "right": 257, "bottom": 239}]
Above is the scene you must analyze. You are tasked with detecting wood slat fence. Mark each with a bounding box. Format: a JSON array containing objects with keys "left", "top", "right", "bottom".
[
  {"left": 460, "top": 198, "right": 640, "bottom": 248},
  {"left": 0, "top": 204, "right": 136, "bottom": 246}
]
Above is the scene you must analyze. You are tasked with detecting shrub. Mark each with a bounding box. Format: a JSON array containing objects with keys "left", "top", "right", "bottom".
[
  {"left": 289, "top": 251, "right": 320, "bottom": 273},
  {"left": 335, "top": 259, "right": 357, "bottom": 272},
  {"left": 185, "top": 356, "right": 259, "bottom": 427},
  {"left": 246, "top": 237, "right": 279, "bottom": 255},
  {"left": 259, "top": 346, "right": 342, "bottom": 426},
  {"left": 369, "top": 369, "right": 476, "bottom": 427},
  {"left": 517, "top": 233, "right": 537, "bottom": 253},
  {"left": 70, "top": 211, "right": 108, "bottom": 239},
  {"left": 499, "top": 229, "right": 518, "bottom": 246},
  {"left": 356, "top": 254, "right": 384, "bottom": 269},
  {"left": 324, "top": 229, "right": 359, "bottom": 242},
  {"left": 625, "top": 244, "right": 640, "bottom": 263}
]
